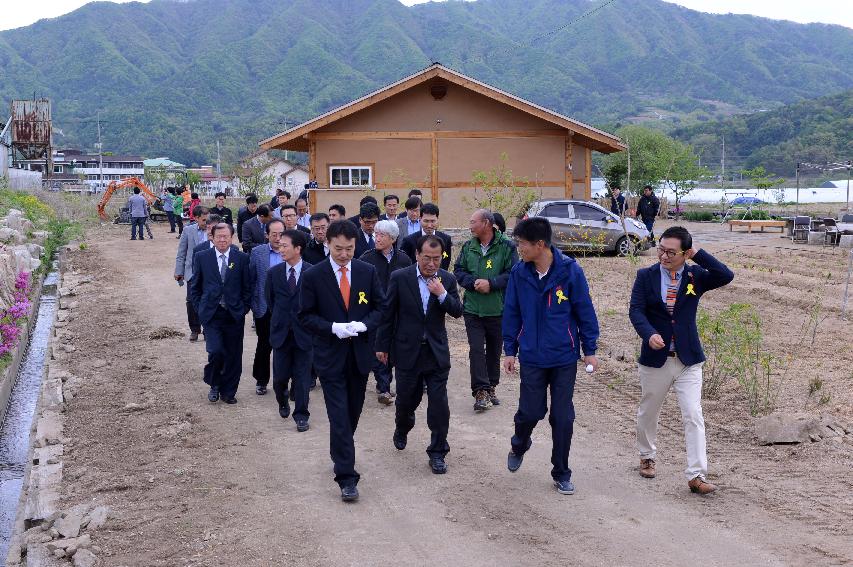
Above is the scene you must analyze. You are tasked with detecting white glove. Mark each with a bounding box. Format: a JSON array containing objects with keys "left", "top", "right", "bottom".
[
  {"left": 347, "top": 321, "right": 368, "bottom": 334},
  {"left": 331, "top": 322, "right": 358, "bottom": 339}
]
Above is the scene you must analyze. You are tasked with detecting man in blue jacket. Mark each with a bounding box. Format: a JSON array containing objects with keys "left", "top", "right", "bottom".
[
  {"left": 502, "top": 218, "right": 599, "bottom": 496},
  {"left": 629, "top": 226, "right": 734, "bottom": 495}
]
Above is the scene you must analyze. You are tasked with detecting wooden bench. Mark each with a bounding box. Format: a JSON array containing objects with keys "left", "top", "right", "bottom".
[{"left": 727, "top": 220, "right": 786, "bottom": 233}]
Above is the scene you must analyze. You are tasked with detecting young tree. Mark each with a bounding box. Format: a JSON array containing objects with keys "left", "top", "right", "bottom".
[
  {"left": 233, "top": 164, "right": 275, "bottom": 197},
  {"left": 465, "top": 153, "right": 540, "bottom": 220},
  {"left": 662, "top": 140, "right": 708, "bottom": 220},
  {"left": 601, "top": 125, "right": 674, "bottom": 195}
]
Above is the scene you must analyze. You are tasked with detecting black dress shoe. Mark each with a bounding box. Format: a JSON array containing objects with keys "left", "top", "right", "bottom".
[
  {"left": 279, "top": 404, "right": 290, "bottom": 418},
  {"left": 393, "top": 429, "right": 407, "bottom": 451},
  {"left": 340, "top": 485, "right": 359, "bottom": 502},
  {"left": 256, "top": 384, "right": 267, "bottom": 395},
  {"left": 507, "top": 438, "right": 532, "bottom": 472},
  {"left": 430, "top": 456, "right": 448, "bottom": 474},
  {"left": 189, "top": 331, "right": 199, "bottom": 342},
  {"left": 207, "top": 387, "right": 219, "bottom": 402},
  {"left": 223, "top": 396, "right": 237, "bottom": 405},
  {"left": 296, "top": 419, "right": 309, "bottom": 432}
]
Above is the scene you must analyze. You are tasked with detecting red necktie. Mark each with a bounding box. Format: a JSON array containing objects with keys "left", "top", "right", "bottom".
[{"left": 339, "top": 266, "right": 350, "bottom": 310}]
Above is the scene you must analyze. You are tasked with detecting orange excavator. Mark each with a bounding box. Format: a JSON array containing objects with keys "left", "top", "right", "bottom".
[{"left": 97, "top": 177, "right": 160, "bottom": 221}]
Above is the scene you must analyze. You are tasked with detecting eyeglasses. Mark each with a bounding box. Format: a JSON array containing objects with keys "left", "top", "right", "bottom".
[{"left": 656, "top": 246, "right": 685, "bottom": 258}]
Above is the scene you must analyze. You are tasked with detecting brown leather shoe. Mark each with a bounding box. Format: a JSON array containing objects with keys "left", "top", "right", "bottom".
[
  {"left": 639, "top": 458, "right": 656, "bottom": 478},
  {"left": 377, "top": 392, "right": 393, "bottom": 406},
  {"left": 688, "top": 477, "right": 717, "bottom": 495}
]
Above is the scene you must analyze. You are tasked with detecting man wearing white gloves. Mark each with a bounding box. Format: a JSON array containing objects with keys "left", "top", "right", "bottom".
[{"left": 298, "top": 220, "right": 386, "bottom": 502}]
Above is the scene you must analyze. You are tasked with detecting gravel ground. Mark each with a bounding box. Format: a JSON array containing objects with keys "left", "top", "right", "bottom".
[{"left": 51, "top": 221, "right": 853, "bottom": 566}]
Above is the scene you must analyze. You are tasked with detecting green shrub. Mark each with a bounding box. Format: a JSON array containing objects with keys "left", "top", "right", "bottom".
[
  {"left": 683, "top": 211, "right": 714, "bottom": 222},
  {"left": 698, "top": 303, "right": 782, "bottom": 415},
  {"left": 740, "top": 209, "right": 770, "bottom": 220}
]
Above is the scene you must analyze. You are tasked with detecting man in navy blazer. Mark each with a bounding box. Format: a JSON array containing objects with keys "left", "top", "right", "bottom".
[
  {"left": 190, "top": 222, "right": 254, "bottom": 404},
  {"left": 376, "top": 235, "right": 463, "bottom": 475},
  {"left": 266, "top": 229, "right": 313, "bottom": 431},
  {"left": 248, "top": 219, "right": 285, "bottom": 396},
  {"left": 298, "top": 219, "right": 385, "bottom": 502},
  {"left": 629, "top": 226, "right": 734, "bottom": 495},
  {"left": 191, "top": 214, "right": 240, "bottom": 256}
]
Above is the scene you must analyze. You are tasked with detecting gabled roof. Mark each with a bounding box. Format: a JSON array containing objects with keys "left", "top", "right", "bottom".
[{"left": 259, "top": 64, "right": 625, "bottom": 154}]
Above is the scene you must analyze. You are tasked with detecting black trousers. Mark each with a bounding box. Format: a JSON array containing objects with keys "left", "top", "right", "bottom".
[
  {"left": 175, "top": 214, "right": 184, "bottom": 235},
  {"left": 511, "top": 363, "right": 577, "bottom": 482},
  {"left": 395, "top": 344, "right": 450, "bottom": 459},
  {"left": 272, "top": 332, "right": 312, "bottom": 421},
  {"left": 252, "top": 312, "right": 272, "bottom": 387},
  {"left": 166, "top": 210, "right": 177, "bottom": 232},
  {"left": 463, "top": 313, "right": 503, "bottom": 394},
  {"left": 186, "top": 286, "right": 201, "bottom": 333},
  {"left": 203, "top": 307, "right": 245, "bottom": 399},
  {"left": 319, "top": 344, "right": 368, "bottom": 488}
]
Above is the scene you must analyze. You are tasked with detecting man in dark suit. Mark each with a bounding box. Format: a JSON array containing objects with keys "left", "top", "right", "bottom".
[
  {"left": 400, "top": 202, "right": 452, "bottom": 270},
  {"left": 174, "top": 206, "right": 210, "bottom": 342},
  {"left": 248, "top": 219, "right": 286, "bottom": 395},
  {"left": 396, "top": 189, "right": 423, "bottom": 219},
  {"left": 629, "top": 226, "right": 734, "bottom": 495},
  {"left": 347, "top": 195, "right": 378, "bottom": 226},
  {"left": 298, "top": 220, "right": 385, "bottom": 502},
  {"left": 379, "top": 194, "right": 399, "bottom": 221},
  {"left": 190, "top": 223, "right": 253, "bottom": 404},
  {"left": 236, "top": 194, "right": 258, "bottom": 244},
  {"left": 280, "top": 203, "right": 311, "bottom": 235},
  {"left": 242, "top": 204, "right": 272, "bottom": 253},
  {"left": 354, "top": 202, "right": 380, "bottom": 260},
  {"left": 266, "top": 229, "right": 313, "bottom": 431},
  {"left": 358, "top": 219, "right": 411, "bottom": 405},
  {"left": 303, "top": 212, "right": 330, "bottom": 265},
  {"left": 376, "top": 235, "right": 463, "bottom": 474},
  {"left": 328, "top": 204, "right": 346, "bottom": 222},
  {"left": 395, "top": 196, "right": 422, "bottom": 241}
]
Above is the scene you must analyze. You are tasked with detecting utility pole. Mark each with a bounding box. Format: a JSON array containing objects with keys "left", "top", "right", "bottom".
[
  {"left": 720, "top": 135, "right": 725, "bottom": 190},
  {"left": 97, "top": 111, "right": 104, "bottom": 193},
  {"left": 216, "top": 139, "right": 222, "bottom": 194},
  {"left": 846, "top": 160, "right": 851, "bottom": 212}
]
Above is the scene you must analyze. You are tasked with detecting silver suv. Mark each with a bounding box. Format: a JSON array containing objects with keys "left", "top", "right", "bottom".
[{"left": 524, "top": 199, "right": 651, "bottom": 256}]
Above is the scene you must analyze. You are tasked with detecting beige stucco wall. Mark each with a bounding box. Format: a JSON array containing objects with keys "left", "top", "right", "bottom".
[
  {"left": 436, "top": 137, "right": 564, "bottom": 184},
  {"left": 316, "top": 138, "right": 431, "bottom": 187},
  {"left": 316, "top": 83, "right": 563, "bottom": 134}
]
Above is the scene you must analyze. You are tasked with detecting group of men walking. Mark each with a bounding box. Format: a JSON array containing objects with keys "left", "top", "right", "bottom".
[{"left": 173, "top": 189, "right": 733, "bottom": 502}]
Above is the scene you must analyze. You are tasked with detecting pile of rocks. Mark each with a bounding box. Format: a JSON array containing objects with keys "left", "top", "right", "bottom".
[
  {"left": 755, "top": 413, "right": 853, "bottom": 445},
  {"left": 0, "top": 208, "right": 47, "bottom": 309},
  {"left": 11, "top": 504, "right": 110, "bottom": 567}
]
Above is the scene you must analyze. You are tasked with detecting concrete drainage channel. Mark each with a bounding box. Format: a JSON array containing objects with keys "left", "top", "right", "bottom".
[
  {"left": 0, "top": 266, "right": 59, "bottom": 561},
  {"left": 0, "top": 263, "right": 109, "bottom": 567}
]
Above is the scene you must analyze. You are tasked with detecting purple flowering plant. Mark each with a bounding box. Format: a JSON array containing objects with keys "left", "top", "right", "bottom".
[{"left": 0, "top": 271, "right": 32, "bottom": 359}]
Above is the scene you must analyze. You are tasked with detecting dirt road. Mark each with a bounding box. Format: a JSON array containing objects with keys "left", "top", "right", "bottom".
[{"left": 51, "top": 222, "right": 852, "bottom": 566}]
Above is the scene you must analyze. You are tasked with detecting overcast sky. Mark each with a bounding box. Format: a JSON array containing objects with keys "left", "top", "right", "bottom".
[{"left": 0, "top": 0, "right": 850, "bottom": 31}]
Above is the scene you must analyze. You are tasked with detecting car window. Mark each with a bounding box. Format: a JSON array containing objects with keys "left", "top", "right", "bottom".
[
  {"left": 573, "top": 204, "right": 607, "bottom": 221},
  {"left": 540, "top": 203, "right": 570, "bottom": 219}
]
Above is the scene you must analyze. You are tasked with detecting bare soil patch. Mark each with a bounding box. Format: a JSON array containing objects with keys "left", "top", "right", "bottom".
[{"left": 50, "top": 221, "right": 852, "bottom": 565}]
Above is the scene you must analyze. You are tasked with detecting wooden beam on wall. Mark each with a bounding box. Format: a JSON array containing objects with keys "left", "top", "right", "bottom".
[
  {"left": 308, "top": 140, "right": 317, "bottom": 181},
  {"left": 564, "top": 135, "right": 573, "bottom": 199},
  {"left": 307, "top": 130, "right": 566, "bottom": 141},
  {"left": 585, "top": 147, "right": 592, "bottom": 200},
  {"left": 431, "top": 134, "right": 438, "bottom": 203}
]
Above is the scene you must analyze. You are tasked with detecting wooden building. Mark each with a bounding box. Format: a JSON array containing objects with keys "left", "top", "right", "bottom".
[{"left": 259, "top": 64, "right": 624, "bottom": 227}]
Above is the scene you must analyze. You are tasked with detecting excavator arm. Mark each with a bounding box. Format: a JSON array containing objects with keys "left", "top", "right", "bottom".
[{"left": 97, "top": 177, "right": 159, "bottom": 221}]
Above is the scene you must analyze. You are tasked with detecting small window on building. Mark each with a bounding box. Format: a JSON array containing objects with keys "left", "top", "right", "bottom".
[
  {"left": 54, "top": 165, "right": 62, "bottom": 173},
  {"left": 329, "top": 166, "right": 372, "bottom": 188}
]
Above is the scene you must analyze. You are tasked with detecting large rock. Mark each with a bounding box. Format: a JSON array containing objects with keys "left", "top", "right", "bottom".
[
  {"left": 0, "top": 226, "right": 25, "bottom": 244},
  {"left": 839, "top": 234, "right": 853, "bottom": 249},
  {"left": 73, "top": 548, "right": 98, "bottom": 567},
  {"left": 755, "top": 413, "right": 852, "bottom": 445},
  {"left": 12, "top": 246, "right": 41, "bottom": 272}
]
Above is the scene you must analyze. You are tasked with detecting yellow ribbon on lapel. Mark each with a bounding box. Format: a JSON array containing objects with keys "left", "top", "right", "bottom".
[
  {"left": 442, "top": 251, "right": 448, "bottom": 259},
  {"left": 556, "top": 290, "right": 567, "bottom": 304},
  {"left": 686, "top": 283, "right": 696, "bottom": 296},
  {"left": 358, "top": 291, "right": 368, "bottom": 305},
  {"left": 485, "top": 259, "right": 493, "bottom": 269}
]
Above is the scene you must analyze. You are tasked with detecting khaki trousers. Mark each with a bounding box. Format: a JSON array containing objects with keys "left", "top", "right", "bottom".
[{"left": 637, "top": 357, "right": 707, "bottom": 480}]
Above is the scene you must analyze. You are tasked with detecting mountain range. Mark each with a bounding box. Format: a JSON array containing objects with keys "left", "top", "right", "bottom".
[{"left": 0, "top": 0, "right": 851, "bottom": 167}]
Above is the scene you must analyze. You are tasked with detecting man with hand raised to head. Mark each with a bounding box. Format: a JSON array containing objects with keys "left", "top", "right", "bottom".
[
  {"left": 629, "top": 226, "right": 733, "bottom": 495},
  {"left": 298, "top": 219, "right": 385, "bottom": 502}
]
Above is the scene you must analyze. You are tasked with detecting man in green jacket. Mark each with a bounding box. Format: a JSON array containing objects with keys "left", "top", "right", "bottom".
[{"left": 454, "top": 209, "right": 518, "bottom": 412}]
